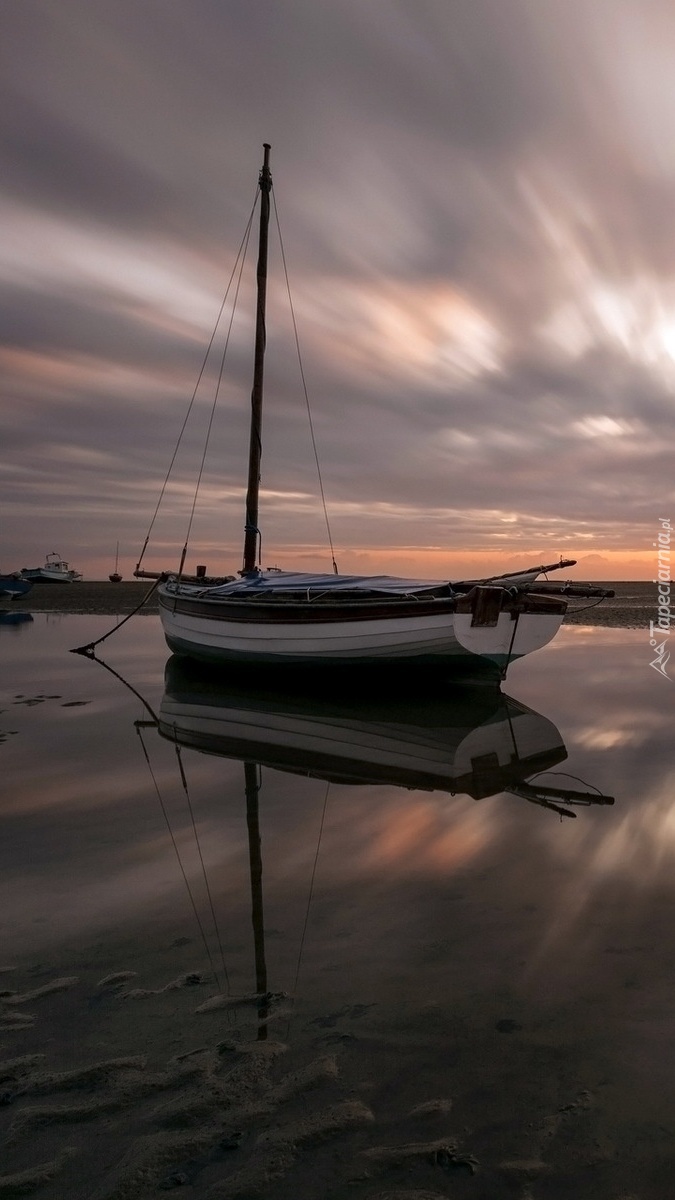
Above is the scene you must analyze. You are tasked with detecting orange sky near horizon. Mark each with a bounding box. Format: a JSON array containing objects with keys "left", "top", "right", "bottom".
[{"left": 83, "top": 544, "right": 662, "bottom": 583}]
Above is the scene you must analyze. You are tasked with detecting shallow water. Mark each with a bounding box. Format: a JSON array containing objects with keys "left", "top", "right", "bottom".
[{"left": 1, "top": 614, "right": 674, "bottom": 1198}]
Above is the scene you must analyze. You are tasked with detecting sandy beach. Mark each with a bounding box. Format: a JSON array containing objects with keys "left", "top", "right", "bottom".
[
  {"left": 6, "top": 579, "right": 652, "bottom": 627},
  {"left": 0, "top": 894, "right": 661, "bottom": 1200}
]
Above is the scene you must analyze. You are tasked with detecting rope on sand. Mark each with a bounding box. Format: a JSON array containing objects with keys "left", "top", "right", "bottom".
[{"left": 70, "top": 578, "right": 161, "bottom": 656}]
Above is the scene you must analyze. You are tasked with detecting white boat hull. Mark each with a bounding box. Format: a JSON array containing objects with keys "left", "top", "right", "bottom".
[
  {"left": 21, "top": 568, "right": 80, "bottom": 584},
  {"left": 21, "top": 554, "right": 82, "bottom": 583},
  {"left": 158, "top": 586, "right": 564, "bottom": 674}
]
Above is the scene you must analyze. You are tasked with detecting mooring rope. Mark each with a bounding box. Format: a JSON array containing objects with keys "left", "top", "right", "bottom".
[
  {"left": 69, "top": 577, "right": 161, "bottom": 656},
  {"left": 69, "top": 650, "right": 160, "bottom": 723},
  {"left": 285, "top": 779, "right": 331, "bottom": 1038}
]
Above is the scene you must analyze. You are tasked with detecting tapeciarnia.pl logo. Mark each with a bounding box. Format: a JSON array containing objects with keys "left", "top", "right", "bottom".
[{"left": 649, "top": 517, "right": 673, "bottom": 680}]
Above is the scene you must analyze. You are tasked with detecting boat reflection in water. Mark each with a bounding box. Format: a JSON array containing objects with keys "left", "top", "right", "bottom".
[
  {"left": 0, "top": 610, "right": 34, "bottom": 627},
  {"left": 158, "top": 657, "right": 614, "bottom": 817},
  {"left": 153, "top": 658, "right": 615, "bottom": 1039}
]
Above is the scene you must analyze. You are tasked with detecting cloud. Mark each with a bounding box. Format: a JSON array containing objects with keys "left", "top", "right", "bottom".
[{"left": 2, "top": 0, "right": 675, "bottom": 577}]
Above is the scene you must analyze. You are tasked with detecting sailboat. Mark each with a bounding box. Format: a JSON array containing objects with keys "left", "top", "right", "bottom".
[
  {"left": 109, "top": 542, "right": 122, "bottom": 583},
  {"left": 137, "top": 144, "right": 613, "bottom": 678}
]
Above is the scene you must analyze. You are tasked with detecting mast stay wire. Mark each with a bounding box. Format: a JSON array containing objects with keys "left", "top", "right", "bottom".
[
  {"left": 136, "top": 724, "right": 226, "bottom": 994},
  {"left": 67, "top": 649, "right": 233, "bottom": 1001},
  {"left": 177, "top": 210, "right": 256, "bottom": 577},
  {"left": 173, "top": 742, "right": 231, "bottom": 991},
  {"left": 285, "top": 779, "right": 331, "bottom": 1039},
  {"left": 272, "top": 192, "right": 339, "bottom": 575},
  {"left": 136, "top": 190, "right": 259, "bottom": 575}
]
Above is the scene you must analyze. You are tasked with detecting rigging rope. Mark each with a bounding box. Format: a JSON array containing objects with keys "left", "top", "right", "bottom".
[
  {"left": 566, "top": 595, "right": 610, "bottom": 615},
  {"left": 178, "top": 211, "right": 255, "bottom": 578},
  {"left": 135, "top": 184, "right": 339, "bottom": 582},
  {"left": 136, "top": 190, "right": 259, "bottom": 575},
  {"left": 526, "top": 769, "right": 605, "bottom": 797},
  {"left": 69, "top": 650, "right": 232, "bottom": 996},
  {"left": 285, "top": 779, "right": 331, "bottom": 1038},
  {"left": 174, "top": 742, "right": 231, "bottom": 991},
  {"left": 136, "top": 724, "right": 225, "bottom": 992},
  {"left": 272, "top": 192, "right": 339, "bottom": 574}
]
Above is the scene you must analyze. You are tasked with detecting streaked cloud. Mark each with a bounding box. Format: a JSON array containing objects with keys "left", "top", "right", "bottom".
[{"left": 2, "top": 0, "right": 675, "bottom": 578}]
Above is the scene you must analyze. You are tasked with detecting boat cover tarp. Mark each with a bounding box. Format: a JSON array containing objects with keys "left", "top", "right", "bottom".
[{"left": 202, "top": 571, "right": 452, "bottom": 598}]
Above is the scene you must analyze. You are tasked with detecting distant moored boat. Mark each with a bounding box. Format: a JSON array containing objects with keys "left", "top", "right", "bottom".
[
  {"left": 0, "top": 572, "right": 33, "bottom": 599},
  {"left": 21, "top": 552, "right": 83, "bottom": 584},
  {"left": 109, "top": 541, "right": 123, "bottom": 583}
]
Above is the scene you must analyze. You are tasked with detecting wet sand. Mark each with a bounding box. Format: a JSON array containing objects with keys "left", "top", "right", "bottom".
[
  {"left": 6, "top": 580, "right": 653, "bottom": 626},
  {"left": 0, "top": 944, "right": 655, "bottom": 1200},
  {"left": 1, "top": 920, "right": 669, "bottom": 1200},
  {"left": 8, "top": 581, "right": 162, "bottom": 615}
]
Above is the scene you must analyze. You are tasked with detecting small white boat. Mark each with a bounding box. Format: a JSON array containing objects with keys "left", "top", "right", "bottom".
[{"left": 21, "top": 552, "right": 82, "bottom": 584}]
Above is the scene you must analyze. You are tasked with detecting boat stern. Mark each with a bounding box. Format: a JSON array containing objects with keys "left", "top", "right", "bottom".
[{"left": 454, "top": 586, "right": 567, "bottom": 670}]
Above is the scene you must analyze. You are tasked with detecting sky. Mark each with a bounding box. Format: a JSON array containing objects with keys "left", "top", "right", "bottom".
[{"left": 2, "top": 0, "right": 675, "bottom": 581}]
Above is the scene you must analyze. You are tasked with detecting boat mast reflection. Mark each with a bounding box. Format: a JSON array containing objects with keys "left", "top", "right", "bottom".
[{"left": 244, "top": 760, "right": 269, "bottom": 1037}]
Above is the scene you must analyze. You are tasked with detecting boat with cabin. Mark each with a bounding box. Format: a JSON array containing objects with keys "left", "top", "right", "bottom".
[{"left": 21, "top": 552, "right": 82, "bottom": 583}]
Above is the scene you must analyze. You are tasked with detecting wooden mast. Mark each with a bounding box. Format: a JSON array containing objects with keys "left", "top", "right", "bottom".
[{"left": 242, "top": 143, "right": 272, "bottom": 575}]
